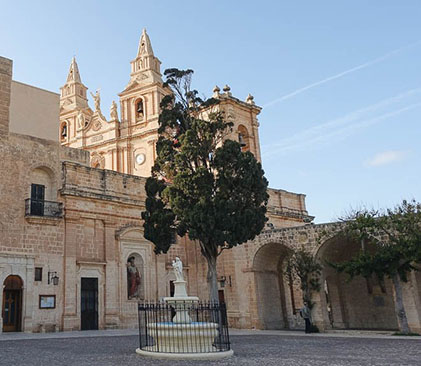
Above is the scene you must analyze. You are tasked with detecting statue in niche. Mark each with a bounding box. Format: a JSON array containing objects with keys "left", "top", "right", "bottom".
[
  {"left": 127, "top": 256, "right": 141, "bottom": 299},
  {"left": 110, "top": 101, "right": 118, "bottom": 121},
  {"left": 90, "top": 89, "right": 101, "bottom": 112},
  {"left": 77, "top": 110, "right": 85, "bottom": 129},
  {"left": 172, "top": 256, "right": 184, "bottom": 282}
]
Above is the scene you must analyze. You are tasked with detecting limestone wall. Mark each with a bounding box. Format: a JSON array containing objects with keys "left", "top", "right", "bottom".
[
  {"left": 9, "top": 81, "right": 60, "bottom": 141},
  {"left": 0, "top": 57, "right": 12, "bottom": 137}
]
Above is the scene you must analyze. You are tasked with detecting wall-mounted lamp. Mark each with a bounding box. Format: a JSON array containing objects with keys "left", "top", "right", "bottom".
[
  {"left": 48, "top": 271, "right": 59, "bottom": 286},
  {"left": 218, "top": 275, "right": 226, "bottom": 288}
]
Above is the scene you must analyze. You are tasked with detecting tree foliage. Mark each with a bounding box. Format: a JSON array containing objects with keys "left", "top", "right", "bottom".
[
  {"left": 286, "top": 247, "right": 322, "bottom": 308},
  {"left": 329, "top": 199, "right": 421, "bottom": 334},
  {"left": 142, "top": 68, "right": 269, "bottom": 301},
  {"left": 332, "top": 200, "right": 421, "bottom": 281}
]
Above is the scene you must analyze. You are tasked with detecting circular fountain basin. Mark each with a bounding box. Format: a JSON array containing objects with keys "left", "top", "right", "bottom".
[{"left": 136, "top": 321, "right": 233, "bottom": 359}]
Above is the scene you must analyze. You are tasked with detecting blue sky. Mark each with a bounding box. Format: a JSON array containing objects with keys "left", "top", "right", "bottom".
[{"left": 1, "top": 1, "right": 420, "bottom": 223}]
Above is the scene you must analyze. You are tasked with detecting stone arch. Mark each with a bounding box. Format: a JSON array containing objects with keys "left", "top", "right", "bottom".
[
  {"left": 316, "top": 234, "right": 398, "bottom": 330},
  {"left": 118, "top": 226, "right": 155, "bottom": 303},
  {"left": 29, "top": 165, "right": 56, "bottom": 201},
  {"left": 252, "top": 242, "right": 295, "bottom": 329}
]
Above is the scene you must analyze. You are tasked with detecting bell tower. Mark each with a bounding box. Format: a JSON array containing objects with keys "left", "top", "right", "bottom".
[
  {"left": 59, "top": 57, "right": 92, "bottom": 147},
  {"left": 60, "top": 57, "right": 89, "bottom": 111},
  {"left": 118, "top": 29, "right": 169, "bottom": 177}
]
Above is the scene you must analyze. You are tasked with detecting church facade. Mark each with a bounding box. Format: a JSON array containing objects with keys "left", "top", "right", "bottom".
[{"left": 1, "top": 30, "right": 421, "bottom": 334}]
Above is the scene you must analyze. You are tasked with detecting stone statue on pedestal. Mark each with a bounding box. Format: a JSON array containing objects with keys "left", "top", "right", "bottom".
[
  {"left": 110, "top": 100, "right": 118, "bottom": 121},
  {"left": 77, "top": 110, "right": 84, "bottom": 129},
  {"left": 90, "top": 89, "right": 101, "bottom": 112},
  {"left": 172, "top": 256, "right": 184, "bottom": 282}
]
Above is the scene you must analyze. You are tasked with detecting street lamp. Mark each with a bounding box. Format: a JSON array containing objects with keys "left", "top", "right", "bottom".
[{"left": 48, "top": 271, "right": 59, "bottom": 286}]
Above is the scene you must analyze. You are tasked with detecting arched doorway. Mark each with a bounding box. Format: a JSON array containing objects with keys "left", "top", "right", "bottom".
[
  {"left": 317, "top": 235, "right": 398, "bottom": 330},
  {"left": 253, "top": 243, "right": 297, "bottom": 329},
  {"left": 2, "top": 275, "right": 23, "bottom": 332}
]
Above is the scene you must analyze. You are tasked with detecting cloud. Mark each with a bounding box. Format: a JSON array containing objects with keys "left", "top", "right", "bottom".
[
  {"left": 365, "top": 150, "right": 409, "bottom": 167},
  {"left": 262, "top": 88, "right": 421, "bottom": 158},
  {"left": 263, "top": 40, "right": 421, "bottom": 108}
]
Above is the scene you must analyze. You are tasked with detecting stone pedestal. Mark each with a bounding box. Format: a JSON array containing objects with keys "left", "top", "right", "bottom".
[
  {"left": 173, "top": 280, "right": 188, "bottom": 297},
  {"left": 164, "top": 297, "right": 199, "bottom": 323},
  {"left": 163, "top": 280, "right": 199, "bottom": 323}
]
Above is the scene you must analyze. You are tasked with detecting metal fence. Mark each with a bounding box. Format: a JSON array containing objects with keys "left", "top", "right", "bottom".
[{"left": 138, "top": 301, "right": 231, "bottom": 354}]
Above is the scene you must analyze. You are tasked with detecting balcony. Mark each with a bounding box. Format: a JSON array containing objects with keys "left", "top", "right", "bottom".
[{"left": 25, "top": 199, "right": 63, "bottom": 218}]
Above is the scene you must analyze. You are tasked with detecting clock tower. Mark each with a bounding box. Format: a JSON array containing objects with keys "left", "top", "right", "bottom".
[{"left": 59, "top": 29, "right": 169, "bottom": 176}]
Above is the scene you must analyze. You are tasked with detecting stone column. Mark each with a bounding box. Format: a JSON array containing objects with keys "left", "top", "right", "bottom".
[
  {"left": 104, "top": 222, "right": 119, "bottom": 329},
  {"left": 62, "top": 218, "right": 79, "bottom": 331}
]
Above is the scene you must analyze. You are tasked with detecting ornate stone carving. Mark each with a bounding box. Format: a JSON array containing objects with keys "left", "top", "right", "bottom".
[
  {"left": 90, "top": 89, "right": 101, "bottom": 112},
  {"left": 110, "top": 101, "right": 119, "bottom": 121},
  {"left": 90, "top": 153, "right": 105, "bottom": 168},
  {"left": 92, "top": 119, "right": 102, "bottom": 131}
]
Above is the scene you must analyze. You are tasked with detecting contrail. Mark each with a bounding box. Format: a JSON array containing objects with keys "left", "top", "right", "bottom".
[
  {"left": 262, "top": 88, "right": 421, "bottom": 158},
  {"left": 263, "top": 41, "right": 421, "bottom": 108}
]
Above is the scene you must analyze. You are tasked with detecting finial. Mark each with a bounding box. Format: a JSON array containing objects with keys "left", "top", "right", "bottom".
[
  {"left": 223, "top": 84, "right": 231, "bottom": 93},
  {"left": 246, "top": 94, "right": 255, "bottom": 105},
  {"left": 213, "top": 85, "right": 220, "bottom": 98}
]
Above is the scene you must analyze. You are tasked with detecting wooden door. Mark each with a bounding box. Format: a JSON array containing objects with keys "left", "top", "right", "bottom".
[
  {"left": 218, "top": 289, "right": 225, "bottom": 304},
  {"left": 2, "top": 276, "right": 23, "bottom": 332},
  {"left": 81, "top": 278, "right": 98, "bottom": 330}
]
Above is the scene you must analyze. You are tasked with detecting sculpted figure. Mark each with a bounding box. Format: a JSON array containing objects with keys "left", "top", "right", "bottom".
[
  {"left": 172, "top": 256, "right": 184, "bottom": 282},
  {"left": 90, "top": 89, "right": 101, "bottom": 111},
  {"left": 110, "top": 100, "right": 118, "bottom": 121},
  {"left": 77, "top": 110, "right": 84, "bottom": 129},
  {"left": 127, "top": 256, "right": 141, "bottom": 299}
]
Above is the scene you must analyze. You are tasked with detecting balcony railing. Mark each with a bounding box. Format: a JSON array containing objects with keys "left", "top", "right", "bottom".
[{"left": 25, "top": 199, "right": 63, "bottom": 218}]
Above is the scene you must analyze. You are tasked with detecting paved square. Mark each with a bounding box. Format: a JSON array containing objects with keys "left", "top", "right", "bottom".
[{"left": 0, "top": 333, "right": 420, "bottom": 366}]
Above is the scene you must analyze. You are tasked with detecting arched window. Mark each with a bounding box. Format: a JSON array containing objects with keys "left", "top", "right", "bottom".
[
  {"left": 237, "top": 125, "right": 250, "bottom": 152},
  {"left": 60, "top": 123, "right": 67, "bottom": 141},
  {"left": 136, "top": 99, "right": 144, "bottom": 119},
  {"left": 30, "top": 166, "right": 55, "bottom": 201}
]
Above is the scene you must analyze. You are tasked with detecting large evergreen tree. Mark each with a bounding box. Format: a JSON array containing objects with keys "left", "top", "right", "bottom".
[
  {"left": 330, "top": 200, "right": 421, "bottom": 334},
  {"left": 142, "top": 69, "right": 269, "bottom": 302}
]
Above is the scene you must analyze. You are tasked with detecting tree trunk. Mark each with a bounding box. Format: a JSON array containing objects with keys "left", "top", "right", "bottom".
[
  {"left": 391, "top": 273, "right": 410, "bottom": 334},
  {"left": 205, "top": 255, "right": 219, "bottom": 303}
]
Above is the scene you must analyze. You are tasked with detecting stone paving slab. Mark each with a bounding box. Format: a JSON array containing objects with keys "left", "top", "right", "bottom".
[
  {"left": 1, "top": 328, "right": 420, "bottom": 341},
  {"left": 0, "top": 334, "right": 420, "bottom": 366}
]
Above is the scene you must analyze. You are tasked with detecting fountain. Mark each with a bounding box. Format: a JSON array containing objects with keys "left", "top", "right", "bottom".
[{"left": 136, "top": 257, "right": 234, "bottom": 359}]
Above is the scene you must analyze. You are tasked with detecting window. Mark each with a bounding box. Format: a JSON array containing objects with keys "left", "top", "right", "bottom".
[
  {"left": 136, "top": 100, "right": 144, "bottom": 118},
  {"left": 237, "top": 125, "right": 250, "bottom": 152},
  {"left": 61, "top": 123, "right": 67, "bottom": 140},
  {"left": 30, "top": 184, "right": 45, "bottom": 216},
  {"left": 35, "top": 267, "right": 43, "bottom": 282}
]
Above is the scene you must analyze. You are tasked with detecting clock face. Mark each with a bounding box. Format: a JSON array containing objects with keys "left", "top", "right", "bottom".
[{"left": 135, "top": 153, "right": 146, "bottom": 165}]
